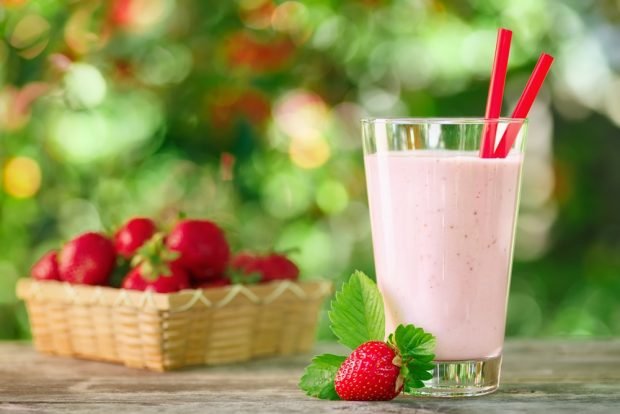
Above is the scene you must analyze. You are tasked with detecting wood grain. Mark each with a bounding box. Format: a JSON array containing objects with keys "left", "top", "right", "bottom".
[{"left": 1, "top": 340, "right": 619, "bottom": 413}]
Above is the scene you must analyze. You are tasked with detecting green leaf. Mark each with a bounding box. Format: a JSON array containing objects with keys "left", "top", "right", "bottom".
[
  {"left": 392, "top": 324, "right": 436, "bottom": 359},
  {"left": 328, "top": 270, "right": 385, "bottom": 349},
  {"left": 409, "top": 353, "right": 435, "bottom": 363},
  {"left": 298, "top": 354, "right": 346, "bottom": 400},
  {"left": 406, "top": 362, "right": 434, "bottom": 381},
  {"left": 390, "top": 324, "right": 437, "bottom": 393},
  {"left": 407, "top": 359, "right": 435, "bottom": 373},
  {"left": 403, "top": 378, "right": 426, "bottom": 392}
]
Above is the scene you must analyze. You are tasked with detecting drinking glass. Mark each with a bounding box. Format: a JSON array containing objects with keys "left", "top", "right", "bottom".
[{"left": 362, "top": 118, "right": 527, "bottom": 397}]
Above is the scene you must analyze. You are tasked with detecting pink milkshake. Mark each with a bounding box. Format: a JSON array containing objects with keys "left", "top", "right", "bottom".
[{"left": 364, "top": 150, "right": 523, "bottom": 361}]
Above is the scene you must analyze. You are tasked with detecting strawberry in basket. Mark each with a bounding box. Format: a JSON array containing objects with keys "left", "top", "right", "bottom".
[
  {"left": 31, "top": 250, "right": 61, "bottom": 281},
  {"left": 114, "top": 217, "right": 157, "bottom": 259},
  {"left": 166, "top": 219, "right": 230, "bottom": 281},
  {"left": 122, "top": 233, "right": 190, "bottom": 293},
  {"left": 58, "top": 232, "right": 116, "bottom": 285},
  {"left": 230, "top": 251, "right": 299, "bottom": 283},
  {"left": 122, "top": 263, "right": 190, "bottom": 293}
]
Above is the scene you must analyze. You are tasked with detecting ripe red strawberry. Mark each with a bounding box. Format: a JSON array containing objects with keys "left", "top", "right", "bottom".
[
  {"left": 58, "top": 232, "right": 116, "bottom": 285},
  {"left": 121, "top": 263, "right": 190, "bottom": 293},
  {"left": 261, "top": 253, "right": 299, "bottom": 282},
  {"left": 122, "top": 233, "right": 189, "bottom": 293},
  {"left": 114, "top": 217, "right": 156, "bottom": 259},
  {"left": 165, "top": 219, "right": 230, "bottom": 281},
  {"left": 230, "top": 252, "right": 263, "bottom": 281},
  {"left": 334, "top": 341, "right": 403, "bottom": 401},
  {"left": 230, "top": 252, "right": 256, "bottom": 271},
  {"left": 31, "top": 250, "right": 60, "bottom": 281},
  {"left": 230, "top": 251, "right": 299, "bottom": 283}
]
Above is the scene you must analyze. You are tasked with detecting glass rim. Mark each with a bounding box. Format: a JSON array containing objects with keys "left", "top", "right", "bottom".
[{"left": 361, "top": 117, "right": 528, "bottom": 125}]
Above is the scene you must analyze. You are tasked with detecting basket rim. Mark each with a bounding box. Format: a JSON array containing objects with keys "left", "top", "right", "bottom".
[{"left": 16, "top": 278, "right": 332, "bottom": 311}]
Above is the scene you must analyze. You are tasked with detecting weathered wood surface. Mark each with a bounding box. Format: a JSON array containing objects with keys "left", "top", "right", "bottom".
[{"left": 0, "top": 340, "right": 619, "bottom": 413}]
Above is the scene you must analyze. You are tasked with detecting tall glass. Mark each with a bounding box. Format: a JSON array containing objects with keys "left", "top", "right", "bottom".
[{"left": 362, "top": 118, "right": 527, "bottom": 397}]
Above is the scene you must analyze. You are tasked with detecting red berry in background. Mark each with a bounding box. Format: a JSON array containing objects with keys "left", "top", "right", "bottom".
[
  {"left": 114, "top": 217, "right": 157, "bottom": 259},
  {"left": 121, "top": 263, "right": 190, "bottom": 294},
  {"left": 230, "top": 251, "right": 299, "bottom": 283},
  {"left": 165, "top": 219, "right": 230, "bottom": 281},
  {"left": 226, "top": 32, "right": 294, "bottom": 73},
  {"left": 334, "top": 341, "right": 403, "bottom": 401},
  {"left": 58, "top": 232, "right": 116, "bottom": 285},
  {"left": 230, "top": 251, "right": 261, "bottom": 273},
  {"left": 261, "top": 253, "right": 299, "bottom": 282},
  {"left": 109, "top": 0, "right": 133, "bottom": 27},
  {"left": 31, "top": 250, "right": 60, "bottom": 281}
]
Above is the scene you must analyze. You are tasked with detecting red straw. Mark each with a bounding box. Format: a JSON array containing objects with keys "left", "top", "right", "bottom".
[
  {"left": 494, "top": 53, "right": 554, "bottom": 158},
  {"left": 480, "top": 28, "right": 512, "bottom": 158}
]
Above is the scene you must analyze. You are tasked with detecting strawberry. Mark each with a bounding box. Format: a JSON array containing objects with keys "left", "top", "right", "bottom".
[
  {"left": 334, "top": 341, "right": 403, "bottom": 401},
  {"left": 121, "top": 233, "right": 189, "bottom": 293},
  {"left": 230, "top": 251, "right": 299, "bottom": 283},
  {"left": 165, "top": 219, "right": 230, "bottom": 281},
  {"left": 31, "top": 250, "right": 60, "bottom": 281},
  {"left": 114, "top": 217, "right": 156, "bottom": 259},
  {"left": 58, "top": 232, "right": 116, "bottom": 285},
  {"left": 230, "top": 251, "right": 256, "bottom": 271},
  {"left": 261, "top": 253, "right": 299, "bottom": 282},
  {"left": 121, "top": 263, "right": 190, "bottom": 293},
  {"left": 230, "top": 251, "right": 263, "bottom": 282}
]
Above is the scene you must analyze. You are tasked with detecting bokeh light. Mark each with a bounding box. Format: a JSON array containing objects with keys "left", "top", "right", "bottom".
[
  {"left": 316, "top": 180, "right": 349, "bottom": 214},
  {"left": 9, "top": 14, "right": 50, "bottom": 59},
  {"left": 238, "top": 0, "right": 274, "bottom": 30},
  {"left": 289, "top": 136, "right": 330, "bottom": 169},
  {"left": 48, "top": 110, "right": 110, "bottom": 163},
  {"left": 262, "top": 170, "right": 312, "bottom": 219},
  {"left": 64, "top": 6, "right": 105, "bottom": 54},
  {"left": 2, "top": 157, "right": 42, "bottom": 199},
  {"left": 274, "top": 90, "right": 332, "bottom": 168},
  {"left": 63, "top": 63, "right": 107, "bottom": 110},
  {"left": 48, "top": 89, "right": 163, "bottom": 165},
  {"left": 135, "top": 43, "right": 193, "bottom": 86},
  {"left": 312, "top": 16, "right": 344, "bottom": 50},
  {"left": 111, "top": 0, "right": 175, "bottom": 32},
  {"left": 271, "top": 1, "right": 310, "bottom": 44},
  {"left": 276, "top": 220, "right": 334, "bottom": 278},
  {"left": 274, "top": 90, "right": 330, "bottom": 140}
]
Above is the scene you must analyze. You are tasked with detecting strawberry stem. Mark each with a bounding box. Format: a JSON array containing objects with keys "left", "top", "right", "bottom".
[{"left": 133, "top": 232, "right": 177, "bottom": 281}]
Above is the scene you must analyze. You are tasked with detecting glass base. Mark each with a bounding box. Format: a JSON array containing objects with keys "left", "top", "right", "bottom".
[{"left": 408, "top": 355, "right": 502, "bottom": 397}]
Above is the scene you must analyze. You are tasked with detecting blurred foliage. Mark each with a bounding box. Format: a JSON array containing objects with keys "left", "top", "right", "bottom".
[{"left": 0, "top": 0, "right": 619, "bottom": 340}]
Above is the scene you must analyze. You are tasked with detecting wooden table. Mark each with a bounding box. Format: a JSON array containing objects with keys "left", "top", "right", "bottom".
[{"left": 1, "top": 340, "right": 618, "bottom": 413}]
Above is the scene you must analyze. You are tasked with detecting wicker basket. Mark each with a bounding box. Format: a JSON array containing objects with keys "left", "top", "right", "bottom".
[{"left": 16, "top": 279, "right": 331, "bottom": 371}]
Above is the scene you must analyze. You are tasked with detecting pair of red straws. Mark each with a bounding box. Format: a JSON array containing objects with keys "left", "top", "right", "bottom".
[{"left": 480, "top": 28, "right": 554, "bottom": 158}]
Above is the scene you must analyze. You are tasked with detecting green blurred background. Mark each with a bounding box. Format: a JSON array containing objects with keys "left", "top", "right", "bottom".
[{"left": 0, "top": 0, "right": 619, "bottom": 340}]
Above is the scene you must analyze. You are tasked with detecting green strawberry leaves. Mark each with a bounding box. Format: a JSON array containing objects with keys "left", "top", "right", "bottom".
[
  {"left": 388, "top": 324, "right": 436, "bottom": 362},
  {"left": 298, "top": 271, "right": 437, "bottom": 400},
  {"left": 299, "top": 354, "right": 346, "bottom": 400},
  {"left": 388, "top": 324, "right": 436, "bottom": 393},
  {"left": 329, "top": 270, "right": 385, "bottom": 349}
]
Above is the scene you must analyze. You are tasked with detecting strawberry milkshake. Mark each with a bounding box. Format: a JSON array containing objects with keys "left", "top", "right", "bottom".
[{"left": 364, "top": 150, "right": 523, "bottom": 361}]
